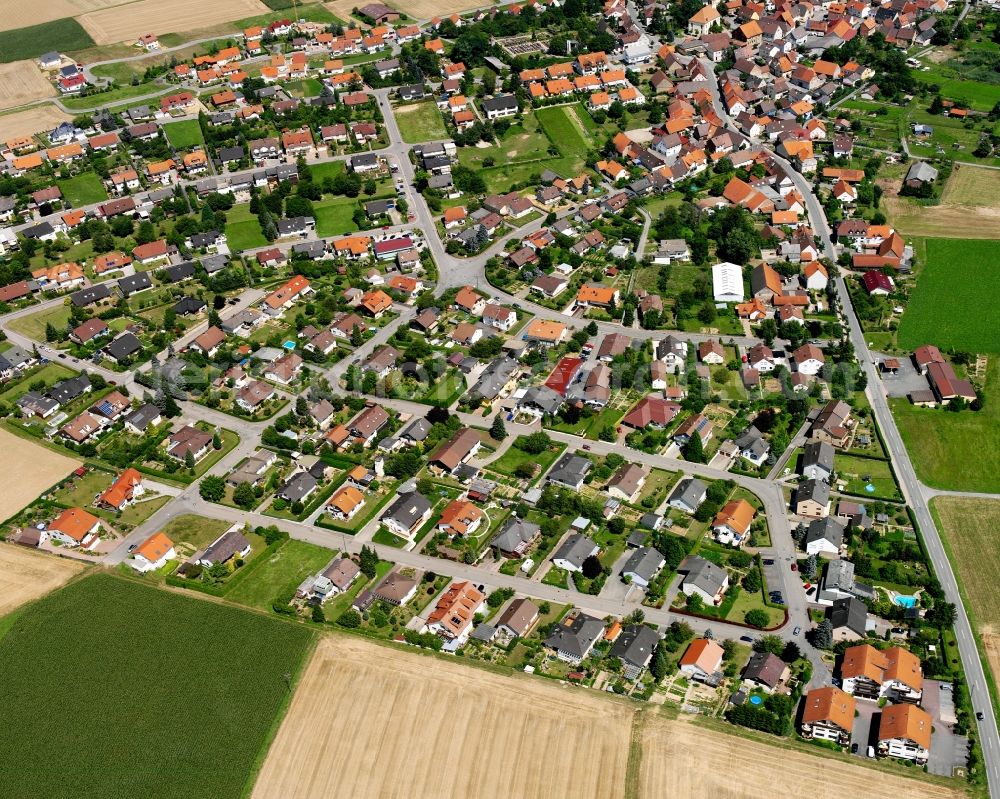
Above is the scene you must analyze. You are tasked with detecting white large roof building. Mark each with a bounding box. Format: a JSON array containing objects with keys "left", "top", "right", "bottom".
[{"left": 712, "top": 261, "right": 745, "bottom": 303}]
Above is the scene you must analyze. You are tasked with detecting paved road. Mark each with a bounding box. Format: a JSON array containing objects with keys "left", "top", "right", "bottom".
[{"left": 700, "top": 60, "right": 1000, "bottom": 794}]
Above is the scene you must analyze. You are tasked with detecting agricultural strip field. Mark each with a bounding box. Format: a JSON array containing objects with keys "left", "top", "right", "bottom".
[
  {"left": 886, "top": 166, "right": 1000, "bottom": 240},
  {"left": 890, "top": 359, "right": 1000, "bottom": 493},
  {"left": 0, "top": 0, "right": 126, "bottom": 32},
  {"left": 252, "top": 634, "right": 963, "bottom": 799},
  {"left": 0, "top": 18, "right": 95, "bottom": 61},
  {"left": 897, "top": 237, "right": 1000, "bottom": 352},
  {"left": 78, "top": 0, "right": 269, "bottom": 45},
  {"left": 0, "top": 573, "right": 313, "bottom": 799},
  {"left": 0, "top": 428, "right": 81, "bottom": 522},
  {"left": 931, "top": 497, "right": 1000, "bottom": 700},
  {"left": 0, "top": 61, "right": 56, "bottom": 110},
  {"left": 251, "top": 634, "right": 632, "bottom": 799},
  {"left": 0, "top": 544, "right": 83, "bottom": 617},
  {"left": 393, "top": 102, "right": 448, "bottom": 144},
  {"left": 0, "top": 106, "right": 72, "bottom": 140},
  {"left": 637, "top": 716, "right": 962, "bottom": 799}
]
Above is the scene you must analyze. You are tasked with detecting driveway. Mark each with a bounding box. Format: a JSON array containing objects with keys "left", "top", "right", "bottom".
[
  {"left": 872, "top": 351, "right": 928, "bottom": 398},
  {"left": 599, "top": 550, "right": 642, "bottom": 604},
  {"left": 924, "top": 680, "right": 967, "bottom": 777},
  {"left": 850, "top": 701, "right": 879, "bottom": 757}
]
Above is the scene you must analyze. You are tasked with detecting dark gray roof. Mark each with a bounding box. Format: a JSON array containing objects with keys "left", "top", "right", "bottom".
[
  {"left": 481, "top": 94, "right": 518, "bottom": 114},
  {"left": 71, "top": 284, "right": 112, "bottom": 307},
  {"left": 118, "top": 271, "right": 152, "bottom": 296},
  {"left": 682, "top": 556, "right": 728, "bottom": 596},
  {"left": 161, "top": 262, "right": 195, "bottom": 283},
  {"left": 48, "top": 375, "right": 91, "bottom": 404},
  {"left": 104, "top": 332, "right": 142, "bottom": 361},
  {"left": 622, "top": 546, "right": 665, "bottom": 583},
  {"left": 123, "top": 403, "right": 161, "bottom": 431},
  {"left": 828, "top": 596, "right": 868, "bottom": 637},
  {"left": 552, "top": 533, "right": 598, "bottom": 570},
  {"left": 519, "top": 385, "right": 563, "bottom": 415},
  {"left": 795, "top": 477, "right": 831, "bottom": 507},
  {"left": 543, "top": 613, "right": 604, "bottom": 660},
  {"left": 470, "top": 356, "right": 518, "bottom": 401},
  {"left": 382, "top": 490, "right": 432, "bottom": 529},
  {"left": 279, "top": 471, "right": 318, "bottom": 503},
  {"left": 172, "top": 296, "right": 206, "bottom": 315},
  {"left": 801, "top": 440, "right": 835, "bottom": 474},
  {"left": 491, "top": 517, "right": 539, "bottom": 553},
  {"left": 805, "top": 516, "right": 845, "bottom": 548},
  {"left": 200, "top": 254, "right": 229, "bottom": 273},
  {"left": 547, "top": 453, "right": 592, "bottom": 488},
  {"left": 668, "top": 477, "right": 707, "bottom": 511},
  {"left": 610, "top": 624, "right": 659, "bottom": 669}
]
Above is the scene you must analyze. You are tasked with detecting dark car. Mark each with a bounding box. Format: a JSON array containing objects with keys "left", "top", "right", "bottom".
[
  {"left": 740, "top": 635, "right": 754, "bottom": 642},
  {"left": 851, "top": 743, "right": 859, "bottom": 754},
  {"left": 977, "top": 711, "right": 985, "bottom": 721}
]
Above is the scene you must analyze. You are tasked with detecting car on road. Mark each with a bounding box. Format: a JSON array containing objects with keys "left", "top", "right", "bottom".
[
  {"left": 763, "top": 558, "right": 774, "bottom": 565},
  {"left": 790, "top": 563, "right": 797, "bottom": 571},
  {"left": 866, "top": 746, "right": 875, "bottom": 758},
  {"left": 793, "top": 626, "right": 801, "bottom": 636},
  {"left": 977, "top": 711, "right": 985, "bottom": 721},
  {"left": 740, "top": 635, "right": 753, "bottom": 642},
  {"left": 127, "top": 544, "right": 137, "bottom": 552},
  {"left": 582, "top": 444, "right": 591, "bottom": 450},
  {"left": 851, "top": 743, "right": 859, "bottom": 754}
]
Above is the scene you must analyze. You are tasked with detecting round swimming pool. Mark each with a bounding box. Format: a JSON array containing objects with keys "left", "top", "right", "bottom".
[{"left": 749, "top": 695, "right": 763, "bottom": 705}]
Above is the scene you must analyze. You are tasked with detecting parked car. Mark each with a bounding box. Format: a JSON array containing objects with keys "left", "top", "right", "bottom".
[
  {"left": 851, "top": 743, "right": 859, "bottom": 754},
  {"left": 793, "top": 626, "right": 801, "bottom": 636},
  {"left": 790, "top": 563, "right": 797, "bottom": 571}
]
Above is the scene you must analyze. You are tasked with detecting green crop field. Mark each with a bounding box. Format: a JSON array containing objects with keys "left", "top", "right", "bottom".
[
  {"left": 57, "top": 173, "right": 108, "bottom": 206},
  {"left": 163, "top": 120, "right": 204, "bottom": 150},
  {"left": 0, "top": 573, "right": 312, "bottom": 799},
  {"left": 898, "top": 238, "right": 1000, "bottom": 353},
  {"left": 891, "top": 358, "right": 1000, "bottom": 493},
  {"left": 0, "top": 19, "right": 94, "bottom": 63},
  {"left": 394, "top": 102, "right": 448, "bottom": 144}
]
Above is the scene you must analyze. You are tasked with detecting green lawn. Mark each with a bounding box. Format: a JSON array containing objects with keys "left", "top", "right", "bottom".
[
  {"left": 898, "top": 238, "right": 1000, "bottom": 353},
  {"left": 159, "top": 513, "right": 232, "bottom": 551},
  {"left": 917, "top": 58, "right": 1000, "bottom": 111},
  {"left": 162, "top": 120, "right": 204, "bottom": 150},
  {"left": 0, "top": 18, "right": 94, "bottom": 62},
  {"left": 309, "top": 160, "right": 345, "bottom": 183},
  {"left": 535, "top": 105, "right": 591, "bottom": 159},
  {"left": 394, "top": 101, "right": 448, "bottom": 143},
  {"left": 50, "top": 467, "right": 113, "bottom": 508},
  {"left": 284, "top": 77, "right": 324, "bottom": 98},
  {"left": 0, "top": 362, "right": 74, "bottom": 404},
  {"left": 313, "top": 196, "right": 360, "bottom": 237},
  {"left": 7, "top": 305, "right": 72, "bottom": 342},
  {"left": 224, "top": 203, "right": 268, "bottom": 251},
  {"left": 57, "top": 173, "right": 107, "bottom": 206},
  {"left": 489, "top": 437, "right": 566, "bottom": 480},
  {"left": 833, "top": 453, "right": 901, "bottom": 501},
  {"left": 890, "top": 358, "right": 1000, "bottom": 493},
  {"left": 372, "top": 527, "right": 408, "bottom": 547},
  {"left": 0, "top": 574, "right": 312, "bottom": 799},
  {"left": 225, "top": 539, "right": 334, "bottom": 610}
]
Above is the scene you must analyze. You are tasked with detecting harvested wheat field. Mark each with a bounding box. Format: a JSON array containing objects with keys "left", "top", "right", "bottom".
[
  {"left": 0, "top": 544, "right": 83, "bottom": 617},
  {"left": 637, "top": 716, "right": 962, "bottom": 799},
  {"left": 0, "top": 106, "right": 71, "bottom": 140},
  {"left": 883, "top": 167, "right": 1000, "bottom": 240},
  {"left": 0, "top": 61, "right": 56, "bottom": 112},
  {"left": 252, "top": 635, "right": 632, "bottom": 799},
  {"left": 79, "top": 0, "right": 268, "bottom": 45},
  {"left": 0, "top": 0, "right": 126, "bottom": 32},
  {"left": 0, "top": 428, "right": 80, "bottom": 522}
]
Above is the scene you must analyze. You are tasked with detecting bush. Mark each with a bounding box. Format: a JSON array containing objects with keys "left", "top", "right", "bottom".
[
  {"left": 338, "top": 610, "right": 361, "bottom": 628},
  {"left": 744, "top": 609, "right": 770, "bottom": 628}
]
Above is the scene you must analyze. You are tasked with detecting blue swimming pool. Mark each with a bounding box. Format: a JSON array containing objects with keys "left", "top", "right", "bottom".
[
  {"left": 282, "top": 340, "right": 296, "bottom": 350},
  {"left": 894, "top": 595, "right": 918, "bottom": 608},
  {"left": 864, "top": 483, "right": 876, "bottom": 493},
  {"left": 749, "top": 695, "right": 763, "bottom": 705}
]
